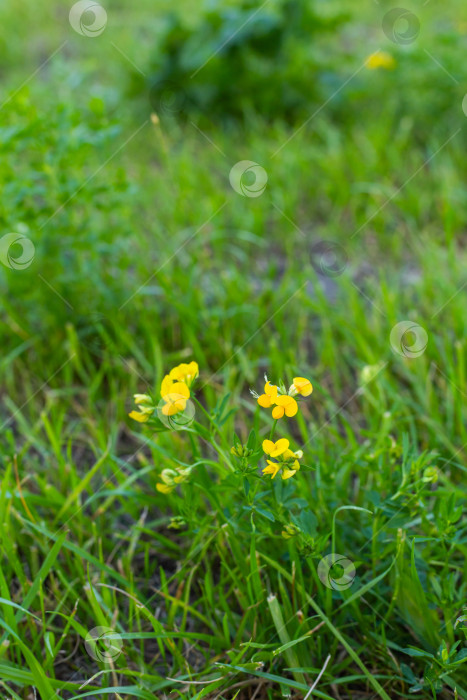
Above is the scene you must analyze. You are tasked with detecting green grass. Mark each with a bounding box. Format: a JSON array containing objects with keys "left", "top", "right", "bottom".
[{"left": 0, "top": 0, "right": 466, "bottom": 697}]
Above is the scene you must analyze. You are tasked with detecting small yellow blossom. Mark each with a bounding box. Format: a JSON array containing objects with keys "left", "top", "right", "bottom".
[
  {"left": 168, "top": 361, "right": 199, "bottom": 388},
  {"left": 261, "top": 440, "right": 302, "bottom": 480},
  {"left": 161, "top": 381, "right": 190, "bottom": 416},
  {"left": 262, "top": 461, "right": 281, "bottom": 479},
  {"left": 365, "top": 51, "right": 396, "bottom": 70},
  {"left": 257, "top": 381, "right": 278, "bottom": 408},
  {"left": 282, "top": 447, "right": 301, "bottom": 474},
  {"left": 129, "top": 393, "right": 154, "bottom": 422},
  {"left": 161, "top": 374, "right": 175, "bottom": 397},
  {"left": 128, "top": 410, "right": 150, "bottom": 423},
  {"left": 156, "top": 467, "right": 191, "bottom": 494},
  {"left": 272, "top": 395, "right": 298, "bottom": 419},
  {"left": 160, "top": 361, "right": 198, "bottom": 417},
  {"left": 134, "top": 393, "right": 152, "bottom": 405},
  {"left": 292, "top": 377, "right": 313, "bottom": 397},
  {"left": 156, "top": 482, "right": 173, "bottom": 494},
  {"left": 282, "top": 466, "right": 299, "bottom": 480},
  {"left": 262, "top": 438, "right": 290, "bottom": 457},
  {"left": 252, "top": 374, "right": 312, "bottom": 420},
  {"left": 129, "top": 360, "right": 198, "bottom": 425}
]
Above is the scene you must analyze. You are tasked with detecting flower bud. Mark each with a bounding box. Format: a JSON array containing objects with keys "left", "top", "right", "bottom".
[
  {"left": 422, "top": 466, "right": 438, "bottom": 483},
  {"left": 281, "top": 523, "right": 299, "bottom": 539},
  {"left": 134, "top": 393, "right": 152, "bottom": 406}
]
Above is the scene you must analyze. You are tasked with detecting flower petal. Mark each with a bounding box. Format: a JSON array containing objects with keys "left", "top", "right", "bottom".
[
  {"left": 274, "top": 395, "right": 298, "bottom": 417},
  {"left": 169, "top": 362, "right": 199, "bottom": 386},
  {"left": 272, "top": 405, "right": 285, "bottom": 419},
  {"left": 264, "top": 381, "right": 278, "bottom": 399},
  {"left": 187, "top": 361, "right": 199, "bottom": 378},
  {"left": 134, "top": 393, "right": 151, "bottom": 405},
  {"left": 262, "top": 461, "right": 280, "bottom": 479},
  {"left": 284, "top": 398, "right": 298, "bottom": 417},
  {"left": 270, "top": 438, "right": 289, "bottom": 457},
  {"left": 128, "top": 410, "right": 150, "bottom": 423},
  {"left": 168, "top": 382, "right": 190, "bottom": 398},
  {"left": 281, "top": 468, "right": 297, "bottom": 480},
  {"left": 161, "top": 374, "right": 174, "bottom": 397},
  {"left": 156, "top": 482, "right": 174, "bottom": 494},
  {"left": 258, "top": 394, "right": 273, "bottom": 408},
  {"left": 262, "top": 439, "right": 275, "bottom": 455},
  {"left": 162, "top": 395, "right": 188, "bottom": 415},
  {"left": 293, "top": 377, "right": 313, "bottom": 397},
  {"left": 274, "top": 395, "right": 289, "bottom": 406}
]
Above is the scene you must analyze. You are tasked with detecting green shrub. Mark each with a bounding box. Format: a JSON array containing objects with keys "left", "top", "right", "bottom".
[{"left": 144, "top": 0, "right": 348, "bottom": 122}]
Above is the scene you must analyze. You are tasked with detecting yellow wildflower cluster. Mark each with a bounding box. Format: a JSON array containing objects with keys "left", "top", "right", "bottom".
[
  {"left": 128, "top": 361, "right": 199, "bottom": 423},
  {"left": 128, "top": 361, "right": 199, "bottom": 495},
  {"left": 160, "top": 361, "right": 198, "bottom": 417},
  {"left": 262, "top": 438, "right": 303, "bottom": 480},
  {"left": 253, "top": 376, "right": 312, "bottom": 419},
  {"left": 129, "top": 361, "right": 312, "bottom": 493},
  {"left": 128, "top": 393, "right": 154, "bottom": 423}
]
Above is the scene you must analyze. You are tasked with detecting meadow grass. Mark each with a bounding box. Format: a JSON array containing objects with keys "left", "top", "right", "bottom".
[{"left": 0, "top": 0, "right": 466, "bottom": 698}]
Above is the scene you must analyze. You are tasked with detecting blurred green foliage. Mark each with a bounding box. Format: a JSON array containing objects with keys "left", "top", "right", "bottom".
[{"left": 145, "top": 0, "right": 347, "bottom": 122}]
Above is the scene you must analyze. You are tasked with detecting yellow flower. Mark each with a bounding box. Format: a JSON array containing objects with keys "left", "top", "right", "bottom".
[
  {"left": 161, "top": 374, "right": 175, "bottom": 397},
  {"left": 156, "top": 467, "right": 191, "bottom": 494},
  {"left": 261, "top": 441, "right": 302, "bottom": 480},
  {"left": 292, "top": 377, "right": 313, "bottom": 397},
  {"left": 257, "top": 381, "right": 278, "bottom": 408},
  {"left": 365, "top": 51, "right": 396, "bottom": 70},
  {"left": 253, "top": 374, "right": 312, "bottom": 420},
  {"left": 134, "top": 393, "right": 152, "bottom": 405},
  {"left": 282, "top": 466, "right": 299, "bottom": 480},
  {"left": 159, "top": 361, "right": 198, "bottom": 417},
  {"left": 161, "top": 382, "right": 190, "bottom": 416},
  {"left": 262, "top": 461, "right": 281, "bottom": 479},
  {"left": 262, "top": 438, "right": 289, "bottom": 458},
  {"left": 128, "top": 409, "right": 150, "bottom": 423},
  {"left": 272, "top": 395, "right": 298, "bottom": 419},
  {"left": 168, "top": 361, "right": 199, "bottom": 388},
  {"left": 129, "top": 393, "right": 154, "bottom": 422},
  {"left": 156, "top": 482, "right": 173, "bottom": 494},
  {"left": 129, "top": 361, "right": 198, "bottom": 426}
]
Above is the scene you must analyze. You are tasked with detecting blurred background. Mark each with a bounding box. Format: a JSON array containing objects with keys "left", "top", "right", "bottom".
[{"left": 1, "top": 0, "right": 466, "bottom": 450}]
